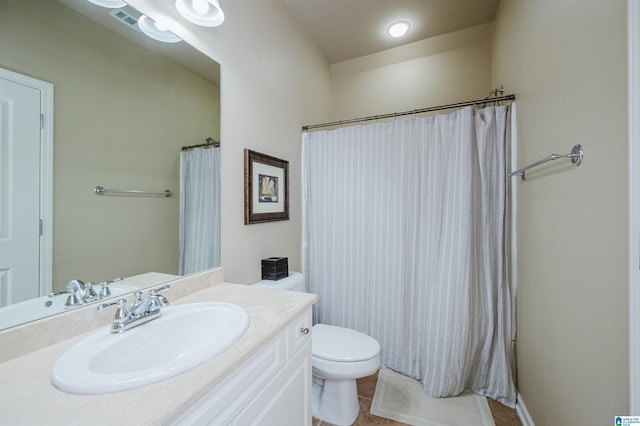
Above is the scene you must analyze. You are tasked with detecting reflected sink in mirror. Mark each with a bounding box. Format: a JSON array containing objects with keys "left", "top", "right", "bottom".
[
  {"left": 0, "top": 0, "right": 221, "bottom": 331},
  {"left": 51, "top": 302, "right": 250, "bottom": 394},
  {"left": 0, "top": 284, "right": 138, "bottom": 330}
]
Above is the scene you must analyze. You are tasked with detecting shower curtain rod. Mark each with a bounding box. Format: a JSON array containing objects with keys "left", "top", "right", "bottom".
[
  {"left": 181, "top": 137, "right": 220, "bottom": 151},
  {"left": 301, "top": 93, "right": 516, "bottom": 131}
]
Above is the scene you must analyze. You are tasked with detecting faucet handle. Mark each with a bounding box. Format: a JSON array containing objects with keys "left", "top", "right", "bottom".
[
  {"left": 97, "top": 298, "right": 129, "bottom": 321},
  {"left": 97, "top": 277, "right": 124, "bottom": 298},
  {"left": 148, "top": 284, "right": 170, "bottom": 307},
  {"left": 148, "top": 284, "right": 170, "bottom": 295},
  {"left": 98, "top": 282, "right": 111, "bottom": 299}
]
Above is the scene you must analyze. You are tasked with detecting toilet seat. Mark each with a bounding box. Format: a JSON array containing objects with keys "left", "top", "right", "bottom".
[
  {"left": 312, "top": 324, "right": 380, "bottom": 362},
  {"left": 253, "top": 273, "right": 381, "bottom": 426}
]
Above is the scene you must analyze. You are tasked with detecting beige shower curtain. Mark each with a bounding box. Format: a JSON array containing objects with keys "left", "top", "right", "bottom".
[
  {"left": 179, "top": 147, "right": 221, "bottom": 275},
  {"left": 302, "top": 105, "right": 517, "bottom": 407}
]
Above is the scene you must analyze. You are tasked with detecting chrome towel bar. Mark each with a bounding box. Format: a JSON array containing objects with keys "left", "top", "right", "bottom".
[
  {"left": 509, "top": 144, "right": 584, "bottom": 181},
  {"left": 94, "top": 186, "right": 173, "bottom": 197}
]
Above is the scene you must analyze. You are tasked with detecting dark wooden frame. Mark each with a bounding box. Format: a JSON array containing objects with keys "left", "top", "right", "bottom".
[{"left": 244, "top": 149, "right": 289, "bottom": 224}]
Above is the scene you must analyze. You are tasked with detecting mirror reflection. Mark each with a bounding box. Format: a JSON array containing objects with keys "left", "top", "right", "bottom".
[{"left": 0, "top": 0, "right": 221, "bottom": 329}]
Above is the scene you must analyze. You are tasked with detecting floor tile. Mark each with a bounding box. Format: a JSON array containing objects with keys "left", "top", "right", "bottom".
[{"left": 312, "top": 371, "right": 522, "bottom": 426}]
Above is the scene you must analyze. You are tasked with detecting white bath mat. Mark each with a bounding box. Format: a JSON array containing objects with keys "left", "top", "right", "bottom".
[{"left": 370, "top": 369, "right": 495, "bottom": 426}]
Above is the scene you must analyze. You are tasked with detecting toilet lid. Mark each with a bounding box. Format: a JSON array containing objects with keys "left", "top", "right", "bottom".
[{"left": 312, "top": 324, "right": 380, "bottom": 362}]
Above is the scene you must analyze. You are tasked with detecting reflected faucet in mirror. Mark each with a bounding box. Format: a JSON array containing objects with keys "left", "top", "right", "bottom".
[
  {"left": 48, "top": 278, "right": 124, "bottom": 307},
  {"left": 0, "top": 277, "right": 141, "bottom": 330}
]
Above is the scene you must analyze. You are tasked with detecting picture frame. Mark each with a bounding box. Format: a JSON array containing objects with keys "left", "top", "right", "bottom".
[{"left": 244, "top": 149, "right": 290, "bottom": 224}]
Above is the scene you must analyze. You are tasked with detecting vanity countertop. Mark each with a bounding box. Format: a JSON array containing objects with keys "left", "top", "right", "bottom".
[{"left": 0, "top": 282, "right": 317, "bottom": 425}]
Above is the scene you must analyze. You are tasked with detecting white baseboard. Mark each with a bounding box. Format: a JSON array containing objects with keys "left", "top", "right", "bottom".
[{"left": 516, "top": 392, "right": 534, "bottom": 426}]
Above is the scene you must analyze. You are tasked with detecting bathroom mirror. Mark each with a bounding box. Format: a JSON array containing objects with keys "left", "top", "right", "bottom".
[{"left": 0, "top": 0, "right": 221, "bottom": 329}]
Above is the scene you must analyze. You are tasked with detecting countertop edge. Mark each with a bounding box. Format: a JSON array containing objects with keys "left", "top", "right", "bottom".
[{"left": 0, "top": 281, "right": 317, "bottom": 425}]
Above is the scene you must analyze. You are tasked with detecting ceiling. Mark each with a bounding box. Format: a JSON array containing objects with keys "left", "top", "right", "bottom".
[
  {"left": 280, "top": 0, "right": 501, "bottom": 64},
  {"left": 57, "top": 0, "right": 220, "bottom": 84}
]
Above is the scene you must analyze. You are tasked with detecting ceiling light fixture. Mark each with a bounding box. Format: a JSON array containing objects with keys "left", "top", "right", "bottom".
[
  {"left": 175, "top": 0, "right": 225, "bottom": 27},
  {"left": 87, "top": 0, "right": 127, "bottom": 8},
  {"left": 387, "top": 21, "right": 410, "bottom": 38},
  {"left": 138, "top": 15, "right": 182, "bottom": 43}
]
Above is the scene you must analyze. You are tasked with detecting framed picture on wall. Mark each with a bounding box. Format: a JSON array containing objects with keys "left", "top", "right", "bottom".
[{"left": 244, "top": 149, "right": 289, "bottom": 224}]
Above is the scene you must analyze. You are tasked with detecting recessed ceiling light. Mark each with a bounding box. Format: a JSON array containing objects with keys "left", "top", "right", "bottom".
[
  {"left": 138, "top": 15, "right": 182, "bottom": 43},
  {"left": 175, "top": 0, "right": 225, "bottom": 27},
  {"left": 387, "top": 21, "right": 410, "bottom": 38}
]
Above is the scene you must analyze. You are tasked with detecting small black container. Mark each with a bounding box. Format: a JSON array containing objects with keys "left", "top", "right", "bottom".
[{"left": 261, "top": 257, "right": 288, "bottom": 280}]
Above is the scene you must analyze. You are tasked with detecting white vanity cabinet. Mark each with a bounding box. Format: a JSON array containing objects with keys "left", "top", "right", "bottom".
[{"left": 172, "top": 308, "right": 313, "bottom": 425}]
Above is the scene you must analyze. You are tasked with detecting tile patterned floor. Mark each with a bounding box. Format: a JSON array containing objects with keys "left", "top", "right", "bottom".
[{"left": 312, "top": 371, "right": 522, "bottom": 426}]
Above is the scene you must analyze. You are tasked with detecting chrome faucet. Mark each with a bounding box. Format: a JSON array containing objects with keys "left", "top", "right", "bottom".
[
  {"left": 49, "top": 277, "right": 123, "bottom": 307},
  {"left": 84, "top": 282, "right": 98, "bottom": 302},
  {"left": 64, "top": 279, "right": 86, "bottom": 306},
  {"left": 98, "top": 284, "right": 170, "bottom": 333}
]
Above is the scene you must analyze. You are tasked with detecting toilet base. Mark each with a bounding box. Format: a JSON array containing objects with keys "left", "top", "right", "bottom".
[{"left": 312, "top": 376, "right": 360, "bottom": 426}]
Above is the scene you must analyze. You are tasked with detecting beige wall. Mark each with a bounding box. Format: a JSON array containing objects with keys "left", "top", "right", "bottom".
[
  {"left": 330, "top": 23, "right": 494, "bottom": 121},
  {"left": 14, "top": 0, "right": 629, "bottom": 420},
  {"left": 128, "top": 0, "right": 333, "bottom": 284},
  {"left": 493, "top": 0, "right": 628, "bottom": 424},
  {"left": 0, "top": 0, "right": 220, "bottom": 291}
]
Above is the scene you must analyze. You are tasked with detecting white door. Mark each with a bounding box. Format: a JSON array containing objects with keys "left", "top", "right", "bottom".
[{"left": 0, "top": 75, "right": 43, "bottom": 306}]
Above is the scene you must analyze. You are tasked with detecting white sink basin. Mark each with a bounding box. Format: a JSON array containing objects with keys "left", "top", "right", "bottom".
[{"left": 51, "top": 302, "right": 250, "bottom": 394}]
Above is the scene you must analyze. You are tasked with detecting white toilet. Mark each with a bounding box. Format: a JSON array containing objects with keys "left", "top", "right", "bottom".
[{"left": 254, "top": 272, "right": 381, "bottom": 426}]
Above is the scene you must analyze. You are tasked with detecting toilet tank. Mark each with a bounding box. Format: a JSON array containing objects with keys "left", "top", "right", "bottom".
[{"left": 253, "top": 271, "right": 306, "bottom": 292}]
